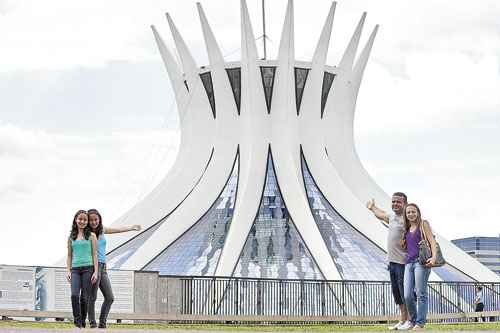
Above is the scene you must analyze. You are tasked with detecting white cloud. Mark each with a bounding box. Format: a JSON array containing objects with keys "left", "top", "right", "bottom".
[
  {"left": 0, "top": 124, "right": 179, "bottom": 265},
  {"left": 1, "top": 0, "right": 499, "bottom": 266}
]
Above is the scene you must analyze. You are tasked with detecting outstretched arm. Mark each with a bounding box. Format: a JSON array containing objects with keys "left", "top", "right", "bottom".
[
  {"left": 366, "top": 198, "right": 389, "bottom": 224},
  {"left": 104, "top": 225, "right": 141, "bottom": 234}
]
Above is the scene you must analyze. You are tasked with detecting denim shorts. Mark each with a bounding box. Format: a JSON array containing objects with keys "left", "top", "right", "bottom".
[{"left": 388, "top": 262, "right": 405, "bottom": 305}]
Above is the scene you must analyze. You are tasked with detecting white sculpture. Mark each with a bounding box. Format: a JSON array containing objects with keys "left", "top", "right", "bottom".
[{"left": 104, "top": 0, "right": 499, "bottom": 283}]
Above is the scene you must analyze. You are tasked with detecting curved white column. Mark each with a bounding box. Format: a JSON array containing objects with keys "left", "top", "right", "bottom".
[
  {"left": 151, "top": 26, "right": 188, "bottom": 121},
  {"left": 105, "top": 1, "right": 499, "bottom": 283},
  {"left": 106, "top": 27, "right": 215, "bottom": 253},
  {"left": 324, "top": 24, "right": 499, "bottom": 282},
  {"left": 299, "top": 7, "right": 387, "bottom": 251},
  {"left": 121, "top": 146, "right": 238, "bottom": 269},
  {"left": 215, "top": 0, "right": 269, "bottom": 276},
  {"left": 122, "top": 2, "right": 242, "bottom": 269},
  {"left": 166, "top": 13, "right": 199, "bottom": 93},
  {"left": 270, "top": 0, "right": 340, "bottom": 280}
]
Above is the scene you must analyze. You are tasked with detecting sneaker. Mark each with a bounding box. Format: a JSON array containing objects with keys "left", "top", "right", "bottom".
[
  {"left": 388, "top": 321, "right": 404, "bottom": 330},
  {"left": 98, "top": 322, "right": 107, "bottom": 329},
  {"left": 90, "top": 321, "right": 97, "bottom": 328},
  {"left": 398, "top": 321, "right": 414, "bottom": 330},
  {"left": 412, "top": 325, "right": 424, "bottom": 331}
]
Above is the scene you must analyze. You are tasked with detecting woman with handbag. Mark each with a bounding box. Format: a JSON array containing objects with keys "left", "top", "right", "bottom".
[{"left": 401, "top": 203, "right": 439, "bottom": 330}]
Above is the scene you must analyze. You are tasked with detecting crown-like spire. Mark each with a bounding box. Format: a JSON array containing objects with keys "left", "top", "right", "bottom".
[
  {"left": 352, "top": 25, "right": 378, "bottom": 96},
  {"left": 311, "top": 2, "right": 336, "bottom": 67},
  {"left": 197, "top": 3, "right": 226, "bottom": 69},
  {"left": 166, "top": 13, "right": 198, "bottom": 84},
  {"left": 338, "top": 12, "right": 366, "bottom": 71},
  {"left": 150, "top": 25, "right": 188, "bottom": 121},
  {"left": 240, "top": 0, "right": 259, "bottom": 63}
]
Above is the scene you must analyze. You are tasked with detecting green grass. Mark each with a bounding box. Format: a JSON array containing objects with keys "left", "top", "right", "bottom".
[{"left": 1, "top": 320, "right": 499, "bottom": 331}]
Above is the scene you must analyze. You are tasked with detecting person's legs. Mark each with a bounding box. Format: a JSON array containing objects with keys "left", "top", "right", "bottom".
[
  {"left": 79, "top": 266, "right": 92, "bottom": 328},
  {"left": 404, "top": 262, "right": 417, "bottom": 325},
  {"left": 88, "top": 264, "right": 102, "bottom": 327},
  {"left": 98, "top": 265, "right": 114, "bottom": 328},
  {"left": 389, "top": 262, "right": 409, "bottom": 329},
  {"left": 475, "top": 302, "right": 484, "bottom": 322},
  {"left": 414, "top": 263, "right": 431, "bottom": 327},
  {"left": 394, "top": 263, "right": 408, "bottom": 322},
  {"left": 70, "top": 268, "right": 83, "bottom": 327}
]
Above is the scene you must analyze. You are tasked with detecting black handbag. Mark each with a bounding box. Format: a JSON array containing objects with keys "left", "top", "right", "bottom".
[{"left": 418, "top": 220, "right": 445, "bottom": 267}]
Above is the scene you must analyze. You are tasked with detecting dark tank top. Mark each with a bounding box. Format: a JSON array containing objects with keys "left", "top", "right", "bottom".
[{"left": 405, "top": 228, "right": 421, "bottom": 264}]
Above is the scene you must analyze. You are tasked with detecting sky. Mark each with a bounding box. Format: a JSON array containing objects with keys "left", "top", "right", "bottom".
[{"left": 1, "top": 0, "right": 499, "bottom": 266}]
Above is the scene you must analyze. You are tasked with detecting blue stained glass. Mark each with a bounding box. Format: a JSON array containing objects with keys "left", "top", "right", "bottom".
[
  {"left": 107, "top": 222, "right": 163, "bottom": 269},
  {"left": 143, "top": 157, "right": 239, "bottom": 275},
  {"left": 433, "top": 264, "right": 474, "bottom": 282},
  {"left": 301, "top": 155, "right": 388, "bottom": 281},
  {"left": 233, "top": 155, "right": 323, "bottom": 280},
  {"left": 432, "top": 264, "right": 478, "bottom": 313}
]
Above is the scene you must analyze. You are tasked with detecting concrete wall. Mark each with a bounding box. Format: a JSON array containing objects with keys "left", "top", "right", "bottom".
[{"left": 133, "top": 272, "right": 184, "bottom": 315}]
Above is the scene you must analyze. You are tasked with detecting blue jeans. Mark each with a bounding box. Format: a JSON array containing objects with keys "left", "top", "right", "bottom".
[
  {"left": 404, "top": 260, "right": 431, "bottom": 326},
  {"left": 70, "top": 266, "right": 93, "bottom": 326}
]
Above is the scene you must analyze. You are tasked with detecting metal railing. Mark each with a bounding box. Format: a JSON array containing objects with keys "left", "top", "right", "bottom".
[
  {"left": 1, "top": 268, "right": 499, "bottom": 323},
  {"left": 178, "top": 276, "right": 500, "bottom": 320}
]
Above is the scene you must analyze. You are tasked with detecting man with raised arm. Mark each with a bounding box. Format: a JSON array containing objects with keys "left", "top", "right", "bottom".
[{"left": 367, "top": 192, "right": 411, "bottom": 330}]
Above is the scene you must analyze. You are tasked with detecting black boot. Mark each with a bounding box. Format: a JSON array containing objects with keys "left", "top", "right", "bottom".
[
  {"left": 98, "top": 321, "right": 107, "bottom": 329},
  {"left": 71, "top": 296, "right": 82, "bottom": 328},
  {"left": 80, "top": 294, "right": 88, "bottom": 328},
  {"left": 73, "top": 319, "right": 82, "bottom": 328}
]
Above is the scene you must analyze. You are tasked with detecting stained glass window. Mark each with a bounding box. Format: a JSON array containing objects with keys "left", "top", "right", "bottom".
[
  {"left": 107, "top": 222, "right": 163, "bottom": 269},
  {"left": 226, "top": 68, "right": 241, "bottom": 114},
  {"left": 200, "top": 72, "right": 216, "bottom": 118},
  {"left": 321, "top": 72, "right": 335, "bottom": 117},
  {"left": 301, "top": 154, "right": 388, "bottom": 281},
  {"left": 143, "top": 156, "right": 239, "bottom": 275},
  {"left": 294, "top": 68, "right": 310, "bottom": 115},
  {"left": 260, "top": 67, "right": 276, "bottom": 114},
  {"left": 233, "top": 154, "right": 323, "bottom": 280},
  {"left": 433, "top": 264, "right": 474, "bottom": 282}
]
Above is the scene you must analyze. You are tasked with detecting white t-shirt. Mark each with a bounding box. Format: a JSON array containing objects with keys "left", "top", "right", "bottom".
[
  {"left": 475, "top": 290, "right": 484, "bottom": 304},
  {"left": 387, "top": 213, "right": 406, "bottom": 264}
]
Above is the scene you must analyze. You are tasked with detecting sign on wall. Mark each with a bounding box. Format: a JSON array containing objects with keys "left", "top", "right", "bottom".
[
  {"left": 0, "top": 266, "right": 35, "bottom": 310},
  {"left": 0, "top": 265, "right": 134, "bottom": 313}
]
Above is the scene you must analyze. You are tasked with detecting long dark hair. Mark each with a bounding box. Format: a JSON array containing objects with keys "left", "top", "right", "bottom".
[
  {"left": 70, "top": 210, "right": 91, "bottom": 240},
  {"left": 87, "top": 208, "right": 103, "bottom": 237},
  {"left": 400, "top": 203, "right": 422, "bottom": 250}
]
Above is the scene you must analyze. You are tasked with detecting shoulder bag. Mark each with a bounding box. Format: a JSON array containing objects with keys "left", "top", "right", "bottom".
[{"left": 418, "top": 220, "right": 446, "bottom": 267}]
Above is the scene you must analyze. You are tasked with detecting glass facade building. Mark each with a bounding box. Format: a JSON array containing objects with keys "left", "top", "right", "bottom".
[
  {"left": 233, "top": 155, "right": 323, "bottom": 280},
  {"left": 452, "top": 237, "right": 500, "bottom": 276},
  {"left": 301, "top": 155, "right": 388, "bottom": 280}
]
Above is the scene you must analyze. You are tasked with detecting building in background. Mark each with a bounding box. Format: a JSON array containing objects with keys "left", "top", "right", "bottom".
[
  {"left": 452, "top": 236, "right": 500, "bottom": 276},
  {"left": 98, "top": 0, "right": 500, "bottom": 284}
]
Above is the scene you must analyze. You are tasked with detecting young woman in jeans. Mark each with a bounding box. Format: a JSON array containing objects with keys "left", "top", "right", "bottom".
[
  {"left": 66, "top": 210, "right": 98, "bottom": 328},
  {"left": 401, "top": 203, "right": 438, "bottom": 330},
  {"left": 87, "top": 208, "right": 141, "bottom": 328}
]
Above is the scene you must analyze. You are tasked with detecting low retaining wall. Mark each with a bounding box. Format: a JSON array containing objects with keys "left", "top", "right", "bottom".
[{"left": 1, "top": 265, "right": 499, "bottom": 323}]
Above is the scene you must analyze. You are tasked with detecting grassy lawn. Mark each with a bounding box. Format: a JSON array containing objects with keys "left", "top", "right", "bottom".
[{"left": 0, "top": 321, "right": 500, "bottom": 331}]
